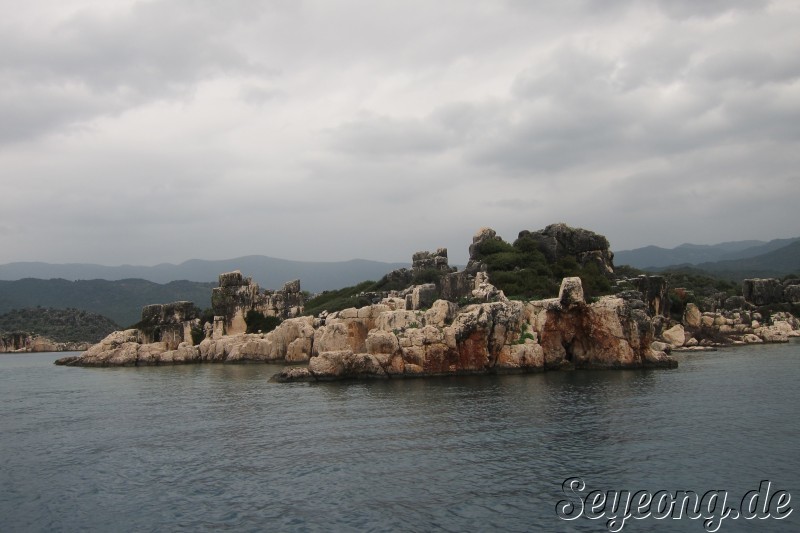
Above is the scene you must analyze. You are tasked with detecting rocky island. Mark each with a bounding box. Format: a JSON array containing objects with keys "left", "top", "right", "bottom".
[
  {"left": 1, "top": 307, "right": 120, "bottom": 353},
  {"left": 56, "top": 224, "right": 800, "bottom": 381}
]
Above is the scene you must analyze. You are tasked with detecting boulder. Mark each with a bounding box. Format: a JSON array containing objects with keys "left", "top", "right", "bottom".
[
  {"left": 558, "top": 277, "right": 585, "bottom": 307},
  {"left": 472, "top": 272, "right": 507, "bottom": 302},
  {"left": 408, "top": 284, "right": 438, "bottom": 310},
  {"left": 375, "top": 310, "right": 422, "bottom": 331},
  {"left": 742, "top": 278, "right": 784, "bottom": 306},
  {"left": 272, "top": 366, "right": 315, "bottom": 383},
  {"left": 785, "top": 285, "right": 800, "bottom": 304},
  {"left": 662, "top": 324, "right": 686, "bottom": 348},
  {"left": 308, "top": 351, "right": 387, "bottom": 380},
  {"left": 517, "top": 223, "right": 614, "bottom": 274},
  {"left": 423, "top": 300, "right": 458, "bottom": 328},
  {"left": 365, "top": 330, "right": 400, "bottom": 356},
  {"left": 755, "top": 323, "right": 791, "bottom": 343},
  {"left": 683, "top": 303, "right": 702, "bottom": 328},
  {"left": 743, "top": 334, "right": 763, "bottom": 344},
  {"left": 631, "top": 275, "right": 668, "bottom": 317}
]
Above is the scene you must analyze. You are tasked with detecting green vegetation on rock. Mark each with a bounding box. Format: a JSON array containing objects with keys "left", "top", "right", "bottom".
[
  {"left": 475, "top": 234, "right": 612, "bottom": 300},
  {"left": 245, "top": 310, "right": 282, "bottom": 334},
  {"left": 0, "top": 278, "right": 215, "bottom": 326},
  {"left": 303, "top": 280, "right": 378, "bottom": 316},
  {"left": 0, "top": 307, "right": 120, "bottom": 343}
]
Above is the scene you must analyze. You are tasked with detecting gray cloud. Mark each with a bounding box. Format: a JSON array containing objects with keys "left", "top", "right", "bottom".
[{"left": 0, "top": 0, "right": 798, "bottom": 266}]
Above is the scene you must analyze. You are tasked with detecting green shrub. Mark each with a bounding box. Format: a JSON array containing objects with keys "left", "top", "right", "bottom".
[
  {"left": 303, "top": 280, "right": 378, "bottom": 316},
  {"left": 190, "top": 323, "right": 206, "bottom": 345},
  {"left": 411, "top": 268, "right": 446, "bottom": 285},
  {"left": 245, "top": 310, "right": 282, "bottom": 334},
  {"left": 474, "top": 238, "right": 515, "bottom": 257}
]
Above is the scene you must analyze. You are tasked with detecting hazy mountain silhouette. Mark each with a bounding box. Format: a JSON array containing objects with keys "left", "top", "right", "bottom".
[{"left": 0, "top": 256, "right": 409, "bottom": 293}]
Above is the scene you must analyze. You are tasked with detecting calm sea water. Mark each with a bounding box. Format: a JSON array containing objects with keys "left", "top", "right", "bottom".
[{"left": 1, "top": 342, "right": 799, "bottom": 533}]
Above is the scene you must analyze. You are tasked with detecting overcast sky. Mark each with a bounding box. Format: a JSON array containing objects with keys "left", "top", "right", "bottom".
[{"left": 1, "top": 0, "right": 799, "bottom": 266}]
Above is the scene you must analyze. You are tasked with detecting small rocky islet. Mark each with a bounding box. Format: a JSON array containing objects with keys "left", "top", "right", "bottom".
[{"left": 55, "top": 224, "right": 800, "bottom": 381}]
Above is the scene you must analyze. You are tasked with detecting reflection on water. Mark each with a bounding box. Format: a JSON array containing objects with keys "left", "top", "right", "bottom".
[{"left": 1, "top": 343, "right": 799, "bottom": 532}]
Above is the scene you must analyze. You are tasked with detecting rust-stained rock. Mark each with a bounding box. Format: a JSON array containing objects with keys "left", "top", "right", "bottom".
[{"left": 61, "top": 278, "right": 679, "bottom": 377}]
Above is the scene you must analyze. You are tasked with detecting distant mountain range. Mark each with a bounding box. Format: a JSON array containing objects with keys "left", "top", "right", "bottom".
[
  {"left": 0, "top": 307, "right": 120, "bottom": 343},
  {"left": 0, "top": 256, "right": 408, "bottom": 293},
  {"left": 615, "top": 237, "right": 800, "bottom": 280},
  {"left": 0, "top": 256, "right": 409, "bottom": 327},
  {"left": 2, "top": 240, "right": 797, "bottom": 328},
  {"left": 614, "top": 237, "right": 800, "bottom": 269},
  {"left": 0, "top": 279, "right": 216, "bottom": 327}
]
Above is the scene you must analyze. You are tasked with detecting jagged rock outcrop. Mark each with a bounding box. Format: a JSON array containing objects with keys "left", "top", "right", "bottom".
[
  {"left": 212, "top": 271, "right": 303, "bottom": 336},
  {"left": 669, "top": 306, "right": 800, "bottom": 348},
  {"left": 468, "top": 227, "right": 504, "bottom": 263},
  {"left": 55, "top": 316, "right": 317, "bottom": 366},
  {"left": 742, "top": 278, "right": 785, "bottom": 306},
  {"left": 0, "top": 332, "right": 90, "bottom": 353},
  {"left": 630, "top": 275, "right": 669, "bottom": 316},
  {"left": 785, "top": 283, "right": 800, "bottom": 304},
  {"left": 138, "top": 301, "right": 200, "bottom": 349},
  {"left": 412, "top": 248, "right": 455, "bottom": 274},
  {"left": 273, "top": 277, "right": 675, "bottom": 382},
  {"left": 58, "top": 277, "right": 676, "bottom": 375},
  {"left": 517, "top": 223, "right": 614, "bottom": 275},
  {"left": 683, "top": 303, "right": 702, "bottom": 328}
]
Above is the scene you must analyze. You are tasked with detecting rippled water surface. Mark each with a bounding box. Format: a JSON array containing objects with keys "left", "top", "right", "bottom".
[{"left": 2, "top": 342, "right": 799, "bottom": 532}]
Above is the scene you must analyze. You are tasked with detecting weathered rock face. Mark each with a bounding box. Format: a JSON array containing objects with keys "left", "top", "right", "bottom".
[
  {"left": 665, "top": 304, "right": 800, "bottom": 348},
  {"left": 412, "top": 248, "right": 455, "bottom": 274},
  {"left": 662, "top": 324, "right": 686, "bottom": 348},
  {"left": 517, "top": 223, "right": 614, "bottom": 275},
  {"left": 785, "top": 284, "right": 800, "bottom": 304},
  {"left": 273, "top": 278, "right": 675, "bottom": 382},
  {"left": 468, "top": 227, "right": 503, "bottom": 262},
  {"left": 61, "top": 278, "right": 677, "bottom": 376},
  {"left": 407, "top": 283, "right": 438, "bottom": 311},
  {"left": 472, "top": 272, "right": 507, "bottom": 302},
  {"left": 439, "top": 270, "right": 476, "bottom": 302},
  {"left": 630, "top": 275, "right": 669, "bottom": 317},
  {"left": 211, "top": 271, "right": 304, "bottom": 335},
  {"left": 742, "top": 278, "right": 785, "bottom": 306},
  {"left": 683, "top": 303, "right": 702, "bottom": 329},
  {"left": 56, "top": 316, "right": 318, "bottom": 367},
  {"left": 138, "top": 301, "right": 200, "bottom": 349},
  {"left": 1, "top": 332, "right": 90, "bottom": 353}
]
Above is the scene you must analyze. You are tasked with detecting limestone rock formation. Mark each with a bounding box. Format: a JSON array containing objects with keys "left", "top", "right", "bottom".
[
  {"left": 517, "top": 223, "right": 614, "bottom": 274},
  {"left": 784, "top": 284, "right": 800, "bottom": 304},
  {"left": 742, "top": 278, "right": 784, "bottom": 306},
  {"left": 472, "top": 272, "right": 507, "bottom": 302},
  {"left": 683, "top": 303, "right": 702, "bottom": 328},
  {"left": 412, "top": 248, "right": 455, "bottom": 274},
  {"left": 61, "top": 277, "right": 676, "bottom": 375},
  {"left": 273, "top": 277, "right": 675, "bottom": 382},
  {"left": 0, "top": 332, "right": 90, "bottom": 353},
  {"left": 662, "top": 324, "right": 686, "bottom": 348},
  {"left": 630, "top": 275, "right": 669, "bottom": 317},
  {"left": 468, "top": 227, "right": 503, "bottom": 263},
  {"left": 55, "top": 316, "right": 318, "bottom": 366},
  {"left": 138, "top": 301, "right": 200, "bottom": 349},
  {"left": 211, "top": 271, "right": 304, "bottom": 336}
]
